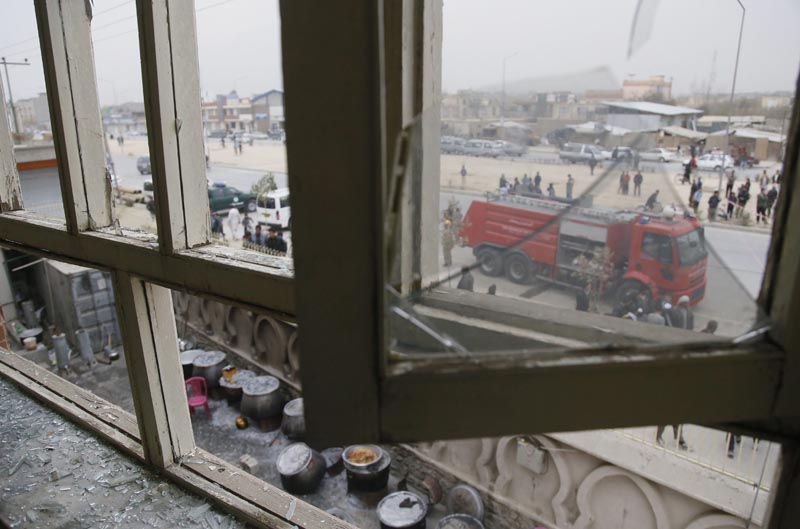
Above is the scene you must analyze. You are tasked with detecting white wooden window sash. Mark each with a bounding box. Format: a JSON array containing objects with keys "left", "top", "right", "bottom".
[{"left": 1, "top": 0, "right": 799, "bottom": 528}]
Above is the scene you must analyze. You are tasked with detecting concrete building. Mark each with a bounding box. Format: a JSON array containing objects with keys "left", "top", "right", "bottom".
[
  {"left": 13, "top": 93, "right": 50, "bottom": 132},
  {"left": 600, "top": 101, "right": 703, "bottom": 132},
  {"left": 622, "top": 75, "right": 672, "bottom": 101},
  {"left": 697, "top": 115, "right": 767, "bottom": 133},
  {"left": 102, "top": 102, "right": 147, "bottom": 136},
  {"left": 201, "top": 90, "right": 254, "bottom": 133},
  {"left": 761, "top": 94, "right": 792, "bottom": 109},
  {"left": 250, "top": 89, "right": 284, "bottom": 133}
]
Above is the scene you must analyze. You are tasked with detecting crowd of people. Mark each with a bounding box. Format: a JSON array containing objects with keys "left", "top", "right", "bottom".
[
  {"left": 210, "top": 209, "right": 288, "bottom": 254},
  {"left": 497, "top": 171, "right": 576, "bottom": 200}
]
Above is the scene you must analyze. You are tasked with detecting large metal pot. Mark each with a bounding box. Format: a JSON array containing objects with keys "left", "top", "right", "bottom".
[
  {"left": 343, "top": 444, "right": 391, "bottom": 492},
  {"left": 281, "top": 398, "right": 305, "bottom": 440},
  {"left": 436, "top": 515, "right": 484, "bottom": 529},
  {"left": 240, "top": 376, "right": 286, "bottom": 429},
  {"left": 378, "top": 491, "right": 427, "bottom": 529},
  {"left": 276, "top": 443, "right": 326, "bottom": 494},
  {"left": 180, "top": 349, "right": 204, "bottom": 379},
  {"left": 192, "top": 350, "right": 227, "bottom": 389},
  {"left": 218, "top": 369, "right": 255, "bottom": 404}
]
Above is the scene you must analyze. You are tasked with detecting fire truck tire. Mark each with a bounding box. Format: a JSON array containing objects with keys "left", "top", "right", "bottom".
[
  {"left": 504, "top": 253, "right": 532, "bottom": 284},
  {"left": 616, "top": 279, "right": 651, "bottom": 309},
  {"left": 476, "top": 247, "right": 503, "bottom": 277}
]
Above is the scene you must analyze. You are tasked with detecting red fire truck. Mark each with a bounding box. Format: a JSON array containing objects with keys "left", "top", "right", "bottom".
[{"left": 459, "top": 195, "right": 708, "bottom": 306}]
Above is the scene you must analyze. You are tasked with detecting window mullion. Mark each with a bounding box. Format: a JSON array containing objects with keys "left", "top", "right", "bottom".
[
  {"left": 0, "top": 83, "right": 23, "bottom": 212},
  {"left": 281, "top": 0, "right": 383, "bottom": 446},
  {"left": 34, "top": 0, "right": 112, "bottom": 233},
  {"left": 136, "top": 0, "right": 210, "bottom": 253},
  {"left": 112, "top": 270, "right": 195, "bottom": 468}
]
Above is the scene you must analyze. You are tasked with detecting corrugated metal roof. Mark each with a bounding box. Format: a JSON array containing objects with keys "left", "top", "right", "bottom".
[
  {"left": 730, "top": 128, "right": 786, "bottom": 142},
  {"left": 602, "top": 101, "right": 703, "bottom": 116},
  {"left": 660, "top": 126, "right": 707, "bottom": 140},
  {"left": 698, "top": 115, "right": 766, "bottom": 124}
]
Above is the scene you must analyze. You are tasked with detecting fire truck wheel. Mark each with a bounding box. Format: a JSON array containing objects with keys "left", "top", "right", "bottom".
[
  {"left": 504, "top": 253, "right": 532, "bottom": 284},
  {"left": 616, "top": 279, "right": 651, "bottom": 309},
  {"left": 476, "top": 248, "right": 503, "bottom": 277}
]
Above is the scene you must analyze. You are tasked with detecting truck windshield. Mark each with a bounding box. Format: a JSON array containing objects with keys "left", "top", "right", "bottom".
[{"left": 676, "top": 228, "right": 707, "bottom": 266}]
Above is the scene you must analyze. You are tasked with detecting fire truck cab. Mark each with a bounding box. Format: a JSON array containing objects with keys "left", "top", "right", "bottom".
[{"left": 458, "top": 195, "right": 708, "bottom": 306}]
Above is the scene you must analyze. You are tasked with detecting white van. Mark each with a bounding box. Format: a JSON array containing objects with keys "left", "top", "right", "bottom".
[{"left": 256, "top": 188, "right": 291, "bottom": 230}]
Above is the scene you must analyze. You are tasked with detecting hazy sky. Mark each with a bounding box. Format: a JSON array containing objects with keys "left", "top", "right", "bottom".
[{"left": 0, "top": 0, "right": 798, "bottom": 106}]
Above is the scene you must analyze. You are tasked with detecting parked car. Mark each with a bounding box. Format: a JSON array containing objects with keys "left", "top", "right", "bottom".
[
  {"left": 136, "top": 155, "right": 151, "bottom": 175},
  {"left": 256, "top": 187, "right": 291, "bottom": 230},
  {"left": 249, "top": 132, "right": 270, "bottom": 140},
  {"left": 268, "top": 129, "right": 286, "bottom": 141},
  {"left": 463, "top": 139, "right": 504, "bottom": 158},
  {"left": 683, "top": 154, "right": 736, "bottom": 172},
  {"left": 601, "top": 146, "right": 636, "bottom": 162},
  {"left": 440, "top": 136, "right": 466, "bottom": 155},
  {"left": 639, "top": 148, "right": 676, "bottom": 163},
  {"left": 207, "top": 129, "right": 226, "bottom": 138},
  {"left": 207, "top": 182, "right": 257, "bottom": 213},
  {"left": 493, "top": 140, "right": 527, "bottom": 157},
  {"left": 559, "top": 143, "right": 603, "bottom": 163}
]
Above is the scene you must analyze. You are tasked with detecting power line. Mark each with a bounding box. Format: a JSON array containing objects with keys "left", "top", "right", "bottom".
[{"left": 0, "top": 0, "right": 238, "bottom": 58}]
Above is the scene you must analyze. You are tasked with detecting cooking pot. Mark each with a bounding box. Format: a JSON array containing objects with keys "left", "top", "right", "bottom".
[
  {"left": 281, "top": 398, "right": 305, "bottom": 440},
  {"left": 192, "top": 350, "right": 226, "bottom": 389},
  {"left": 180, "top": 349, "right": 204, "bottom": 379},
  {"left": 378, "top": 491, "right": 427, "bottom": 529},
  {"left": 343, "top": 444, "right": 391, "bottom": 492},
  {"left": 276, "top": 442, "right": 326, "bottom": 494},
  {"left": 218, "top": 369, "right": 255, "bottom": 404},
  {"left": 240, "top": 375, "right": 286, "bottom": 429}
]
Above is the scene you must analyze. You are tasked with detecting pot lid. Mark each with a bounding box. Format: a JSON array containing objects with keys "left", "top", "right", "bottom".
[
  {"left": 446, "top": 484, "right": 484, "bottom": 521},
  {"left": 277, "top": 443, "right": 312, "bottom": 476},
  {"left": 242, "top": 375, "right": 280, "bottom": 396},
  {"left": 219, "top": 369, "right": 256, "bottom": 388},
  {"left": 180, "top": 349, "right": 205, "bottom": 365},
  {"left": 378, "top": 491, "right": 427, "bottom": 528},
  {"left": 283, "top": 398, "right": 304, "bottom": 417},
  {"left": 192, "top": 350, "right": 226, "bottom": 367}
]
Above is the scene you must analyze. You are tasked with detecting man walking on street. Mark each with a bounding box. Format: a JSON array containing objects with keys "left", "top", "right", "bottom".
[
  {"left": 727, "top": 190, "right": 737, "bottom": 219},
  {"left": 589, "top": 153, "right": 597, "bottom": 176},
  {"left": 633, "top": 171, "right": 643, "bottom": 196},
  {"left": 692, "top": 186, "right": 702, "bottom": 215},
  {"left": 533, "top": 172, "right": 542, "bottom": 189},
  {"left": 756, "top": 187, "right": 768, "bottom": 224},
  {"left": 566, "top": 174, "right": 574, "bottom": 200},
  {"left": 766, "top": 186, "right": 778, "bottom": 218},
  {"left": 708, "top": 191, "right": 720, "bottom": 221},
  {"left": 460, "top": 164, "right": 467, "bottom": 188}
]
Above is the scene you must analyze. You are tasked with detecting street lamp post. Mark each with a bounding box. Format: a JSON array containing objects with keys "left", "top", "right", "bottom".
[
  {"left": 0, "top": 57, "right": 31, "bottom": 136},
  {"left": 717, "top": 0, "right": 746, "bottom": 193},
  {"left": 501, "top": 52, "right": 519, "bottom": 135}
]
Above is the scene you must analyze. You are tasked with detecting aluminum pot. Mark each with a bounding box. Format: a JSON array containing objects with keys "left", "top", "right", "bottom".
[
  {"left": 191, "top": 350, "right": 226, "bottom": 388},
  {"left": 276, "top": 442, "right": 326, "bottom": 495},
  {"left": 240, "top": 376, "right": 286, "bottom": 426},
  {"left": 378, "top": 491, "right": 427, "bottom": 529},
  {"left": 281, "top": 398, "right": 305, "bottom": 440},
  {"left": 218, "top": 369, "right": 255, "bottom": 404},
  {"left": 436, "top": 515, "right": 484, "bottom": 529},
  {"left": 343, "top": 444, "right": 391, "bottom": 492},
  {"left": 180, "top": 349, "right": 204, "bottom": 379}
]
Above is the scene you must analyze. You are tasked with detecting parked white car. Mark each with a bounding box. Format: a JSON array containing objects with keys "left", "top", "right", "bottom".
[
  {"left": 640, "top": 148, "right": 676, "bottom": 163},
  {"left": 256, "top": 188, "right": 291, "bottom": 230},
  {"left": 463, "top": 139, "right": 504, "bottom": 158},
  {"left": 684, "top": 154, "right": 736, "bottom": 172}
]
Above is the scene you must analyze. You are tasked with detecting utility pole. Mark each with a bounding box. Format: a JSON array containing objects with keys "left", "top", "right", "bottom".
[
  {"left": 0, "top": 57, "right": 31, "bottom": 137},
  {"left": 717, "top": 1, "right": 745, "bottom": 193},
  {"left": 500, "top": 52, "right": 518, "bottom": 135}
]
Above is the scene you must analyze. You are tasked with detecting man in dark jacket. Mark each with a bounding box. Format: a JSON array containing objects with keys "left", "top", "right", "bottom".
[
  {"left": 633, "top": 171, "right": 643, "bottom": 196},
  {"left": 645, "top": 189, "right": 660, "bottom": 211},
  {"left": 266, "top": 227, "right": 288, "bottom": 253},
  {"left": 456, "top": 266, "right": 474, "bottom": 292},
  {"left": 707, "top": 191, "right": 721, "bottom": 221},
  {"left": 575, "top": 283, "right": 591, "bottom": 311},
  {"left": 756, "top": 188, "right": 768, "bottom": 224},
  {"left": 766, "top": 186, "right": 778, "bottom": 218}
]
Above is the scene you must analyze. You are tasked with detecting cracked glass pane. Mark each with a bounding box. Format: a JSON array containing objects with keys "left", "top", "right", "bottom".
[{"left": 387, "top": 0, "right": 794, "bottom": 361}]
